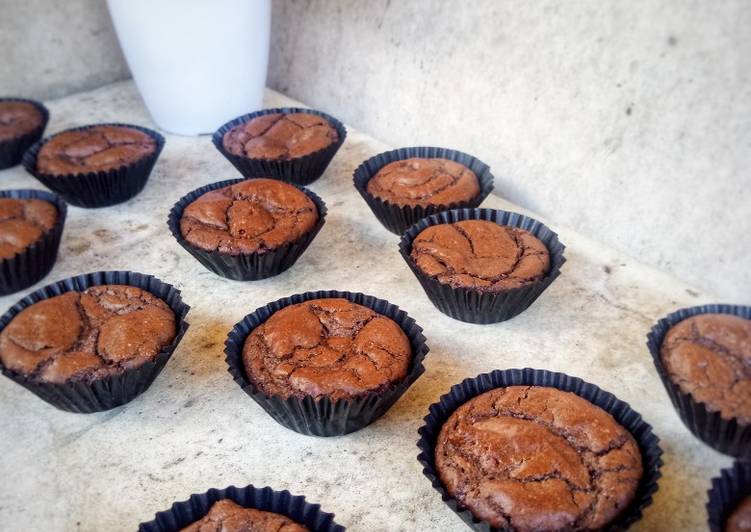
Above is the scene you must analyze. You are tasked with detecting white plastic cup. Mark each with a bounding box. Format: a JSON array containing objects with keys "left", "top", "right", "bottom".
[{"left": 107, "top": 0, "right": 270, "bottom": 135}]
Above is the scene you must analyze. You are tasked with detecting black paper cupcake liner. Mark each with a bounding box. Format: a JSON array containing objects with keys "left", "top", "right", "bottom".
[
  {"left": 417, "top": 368, "right": 663, "bottom": 531},
  {"left": 225, "top": 290, "right": 429, "bottom": 436},
  {"left": 212, "top": 108, "right": 347, "bottom": 186},
  {"left": 168, "top": 178, "right": 327, "bottom": 281},
  {"left": 0, "top": 98, "right": 49, "bottom": 169},
  {"left": 647, "top": 304, "right": 751, "bottom": 458},
  {"left": 22, "top": 122, "right": 165, "bottom": 208},
  {"left": 0, "top": 271, "right": 190, "bottom": 413},
  {"left": 138, "top": 483, "right": 345, "bottom": 531},
  {"left": 0, "top": 189, "right": 67, "bottom": 295},
  {"left": 399, "top": 208, "right": 566, "bottom": 324},
  {"left": 707, "top": 461, "right": 751, "bottom": 532},
  {"left": 353, "top": 146, "right": 495, "bottom": 235}
]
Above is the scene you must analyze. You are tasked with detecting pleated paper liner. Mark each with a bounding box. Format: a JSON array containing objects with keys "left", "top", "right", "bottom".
[
  {"left": 646, "top": 304, "right": 751, "bottom": 458},
  {"left": 416, "top": 368, "right": 663, "bottom": 532},
  {"left": 225, "top": 290, "right": 429, "bottom": 436},
  {"left": 22, "top": 122, "right": 165, "bottom": 208},
  {"left": 352, "top": 146, "right": 495, "bottom": 235},
  {"left": 0, "top": 271, "right": 190, "bottom": 413},
  {"left": 212, "top": 107, "right": 347, "bottom": 186},
  {"left": 138, "top": 484, "right": 345, "bottom": 532},
  {"left": 0, "top": 189, "right": 67, "bottom": 295},
  {"left": 0, "top": 97, "right": 49, "bottom": 169},
  {"left": 167, "top": 178, "right": 327, "bottom": 281},
  {"left": 398, "top": 208, "right": 566, "bottom": 324},
  {"left": 707, "top": 461, "right": 751, "bottom": 532}
]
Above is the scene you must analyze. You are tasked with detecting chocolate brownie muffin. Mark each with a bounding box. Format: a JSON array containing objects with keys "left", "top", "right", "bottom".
[
  {"left": 727, "top": 495, "right": 751, "bottom": 532},
  {"left": 410, "top": 220, "right": 550, "bottom": 292},
  {"left": 435, "top": 386, "right": 643, "bottom": 531},
  {"left": 36, "top": 125, "right": 156, "bottom": 175},
  {"left": 0, "top": 198, "right": 58, "bottom": 259},
  {"left": 243, "top": 298, "right": 412, "bottom": 401},
  {"left": 223, "top": 112, "right": 338, "bottom": 160},
  {"left": 660, "top": 313, "right": 751, "bottom": 423},
  {"left": 0, "top": 101, "right": 44, "bottom": 142},
  {"left": 181, "top": 499, "right": 308, "bottom": 532},
  {"left": 0, "top": 284, "right": 176, "bottom": 383},
  {"left": 366, "top": 158, "right": 480, "bottom": 207},
  {"left": 179, "top": 178, "right": 318, "bottom": 255}
]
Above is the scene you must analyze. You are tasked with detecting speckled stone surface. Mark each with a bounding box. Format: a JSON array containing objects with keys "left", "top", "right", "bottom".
[
  {"left": 269, "top": 0, "right": 751, "bottom": 303},
  {"left": 0, "top": 0, "right": 129, "bottom": 100},
  {"left": 0, "top": 82, "right": 731, "bottom": 531}
]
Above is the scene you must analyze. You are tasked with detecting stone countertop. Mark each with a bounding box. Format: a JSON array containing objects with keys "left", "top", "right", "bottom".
[{"left": 0, "top": 81, "right": 731, "bottom": 531}]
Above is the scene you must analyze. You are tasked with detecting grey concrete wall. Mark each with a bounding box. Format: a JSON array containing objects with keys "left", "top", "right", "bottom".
[
  {"left": 268, "top": 0, "right": 751, "bottom": 301},
  {"left": 0, "top": 0, "right": 129, "bottom": 99},
  {"left": 0, "top": 0, "right": 748, "bottom": 300}
]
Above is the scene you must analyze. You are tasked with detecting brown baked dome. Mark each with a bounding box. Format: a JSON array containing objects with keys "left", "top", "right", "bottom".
[
  {"left": 661, "top": 313, "right": 751, "bottom": 423},
  {"left": 0, "top": 284, "right": 176, "bottom": 384},
  {"left": 727, "top": 494, "right": 751, "bottom": 532},
  {"left": 181, "top": 499, "right": 309, "bottom": 532},
  {"left": 366, "top": 157, "right": 480, "bottom": 207},
  {"left": 0, "top": 198, "right": 58, "bottom": 259},
  {"left": 223, "top": 112, "right": 338, "bottom": 160},
  {"left": 243, "top": 298, "right": 412, "bottom": 401},
  {"left": 436, "top": 386, "right": 643, "bottom": 531},
  {"left": 36, "top": 125, "right": 156, "bottom": 175},
  {"left": 179, "top": 178, "right": 318, "bottom": 255},
  {"left": 410, "top": 220, "right": 550, "bottom": 292},
  {"left": 0, "top": 101, "right": 44, "bottom": 142}
]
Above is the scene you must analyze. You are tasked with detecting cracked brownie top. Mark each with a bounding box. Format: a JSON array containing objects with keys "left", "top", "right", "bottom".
[
  {"left": 410, "top": 220, "right": 550, "bottom": 292},
  {"left": 37, "top": 125, "right": 156, "bottom": 175},
  {"left": 661, "top": 313, "right": 751, "bottom": 423},
  {"left": 727, "top": 494, "right": 751, "bottom": 532},
  {"left": 242, "top": 298, "right": 412, "bottom": 401},
  {"left": 0, "top": 198, "right": 58, "bottom": 260},
  {"left": 0, "top": 284, "right": 176, "bottom": 384},
  {"left": 0, "top": 101, "right": 44, "bottom": 141},
  {"left": 366, "top": 157, "right": 480, "bottom": 208},
  {"left": 181, "top": 499, "right": 309, "bottom": 532},
  {"left": 223, "top": 112, "right": 338, "bottom": 160},
  {"left": 436, "top": 386, "right": 643, "bottom": 531},
  {"left": 179, "top": 178, "right": 318, "bottom": 255}
]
